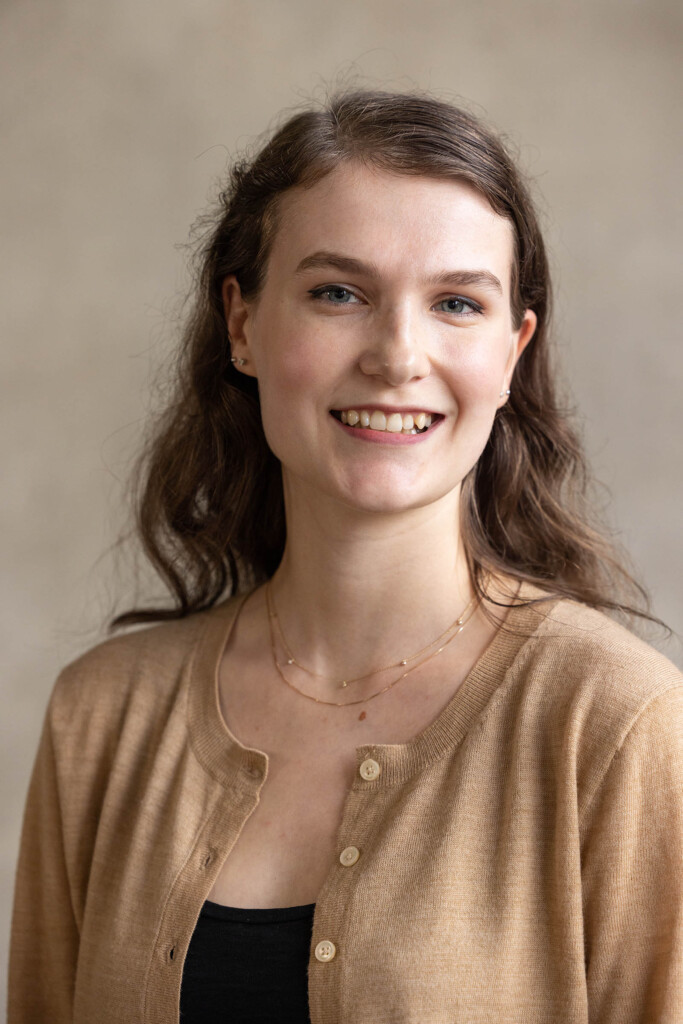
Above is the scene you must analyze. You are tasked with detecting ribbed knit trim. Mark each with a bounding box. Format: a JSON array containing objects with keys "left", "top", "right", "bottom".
[
  {"left": 187, "top": 591, "right": 264, "bottom": 790},
  {"left": 187, "top": 584, "right": 559, "bottom": 791}
]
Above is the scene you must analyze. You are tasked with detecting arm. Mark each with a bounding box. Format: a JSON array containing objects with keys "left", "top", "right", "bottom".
[
  {"left": 8, "top": 705, "right": 80, "bottom": 1024},
  {"left": 581, "top": 685, "right": 683, "bottom": 1023}
]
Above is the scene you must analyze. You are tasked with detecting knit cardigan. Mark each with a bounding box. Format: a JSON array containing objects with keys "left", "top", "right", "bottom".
[{"left": 8, "top": 585, "right": 683, "bottom": 1022}]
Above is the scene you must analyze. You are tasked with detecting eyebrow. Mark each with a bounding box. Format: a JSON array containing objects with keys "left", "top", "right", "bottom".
[{"left": 293, "top": 250, "right": 503, "bottom": 294}]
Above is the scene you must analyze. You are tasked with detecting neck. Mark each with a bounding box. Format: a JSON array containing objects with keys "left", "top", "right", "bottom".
[{"left": 268, "top": 479, "right": 475, "bottom": 685}]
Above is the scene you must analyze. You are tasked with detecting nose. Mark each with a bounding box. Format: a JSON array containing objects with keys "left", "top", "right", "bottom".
[{"left": 357, "top": 304, "right": 431, "bottom": 386}]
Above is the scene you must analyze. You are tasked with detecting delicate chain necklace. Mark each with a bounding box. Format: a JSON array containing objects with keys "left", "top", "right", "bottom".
[
  {"left": 266, "top": 578, "right": 476, "bottom": 689},
  {"left": 265, "top": 580, "right": 480, "bottom": 708}
]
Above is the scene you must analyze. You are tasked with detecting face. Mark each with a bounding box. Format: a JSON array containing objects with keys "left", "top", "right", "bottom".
[{"left": 223, "top": 162, "right": 536, "bottom": 517}]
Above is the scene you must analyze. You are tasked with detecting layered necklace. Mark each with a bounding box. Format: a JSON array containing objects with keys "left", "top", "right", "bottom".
[{"left": 264, "top": 579, "right": 479, "bottom": 708}]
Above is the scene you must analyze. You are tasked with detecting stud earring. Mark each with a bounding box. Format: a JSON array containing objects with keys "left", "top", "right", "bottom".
[
  {"left": 230, "top": 356, "right": 247, "bottom": 366},
  {"left": 499, "top": 388, "right": 511, "bottom": 397}
]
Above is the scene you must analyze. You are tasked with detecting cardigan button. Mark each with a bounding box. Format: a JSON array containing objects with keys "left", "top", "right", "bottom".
[
  {"left": 315, "top": 939, "right": 336, "bottom": 962},
  {"left": 359, "top": 758, "right": 380, "bottom": 781},
  {"left": 339, "top": 846, "right": 360, "bottom": 866}
]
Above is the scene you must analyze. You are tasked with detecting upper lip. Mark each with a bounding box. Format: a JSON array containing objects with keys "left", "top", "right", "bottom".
[{"left": 331, "top": 403, "right": 443, "bottom": 416}]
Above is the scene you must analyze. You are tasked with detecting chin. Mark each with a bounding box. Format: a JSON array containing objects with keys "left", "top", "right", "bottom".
[
  {"left": 338, "top": 494, "right": 421, "bottom": 516},
  {"left": 335, "top": 478, "right": 460, "bottom": 517}
]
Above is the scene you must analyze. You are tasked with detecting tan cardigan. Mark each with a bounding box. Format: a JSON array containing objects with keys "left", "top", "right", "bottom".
[{"left": 8, "top": 585, "right": 683, "bottom": 1023}]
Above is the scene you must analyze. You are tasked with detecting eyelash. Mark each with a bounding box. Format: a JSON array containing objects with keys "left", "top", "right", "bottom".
[{"left": 307, "top": 285, "right": 483, "bottom": 317}]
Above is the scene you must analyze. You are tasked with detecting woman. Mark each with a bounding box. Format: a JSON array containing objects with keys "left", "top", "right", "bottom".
[{"left": 8, "top": 90, "right": 683, "bottom": 1023}]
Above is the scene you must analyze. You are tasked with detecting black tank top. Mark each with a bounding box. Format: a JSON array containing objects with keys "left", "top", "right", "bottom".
[{"left": 179, "top": 900, "right": 315, "bottom": 1023}]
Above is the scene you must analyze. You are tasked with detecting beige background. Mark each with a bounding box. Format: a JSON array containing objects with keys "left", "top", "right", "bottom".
[{"left": 2, "top": 0, "right": 681, "bottom": 1005}]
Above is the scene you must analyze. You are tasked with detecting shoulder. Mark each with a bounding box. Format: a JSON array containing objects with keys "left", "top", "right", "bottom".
[
  {"left": 502, "top": 589, "right": 683, "bottom": 806},
  {"left": 46, "top": 599, "right": 235, "bottom": 741},
  {"left": 517, "top": 593, "right": 682, "bottom": 708}
]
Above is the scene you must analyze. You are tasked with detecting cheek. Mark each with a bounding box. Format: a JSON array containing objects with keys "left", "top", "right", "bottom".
[
  {"left": 258, "top": 299, "right": 329, "bottom": 378},
  {"left": 255, "top": 316, "right": 313, "bottom": 398},
  {"left": 439, "top": 346, "right": 508, "bottom": 462},
  {"left": 442, "top": 345, "right": 507, "bottom": 409},
  {"left": 252, "top": 321, "right": 333, "bottom": 455},
  {"left": 254, "top": 301, "right": 353, "bottom": 413}
]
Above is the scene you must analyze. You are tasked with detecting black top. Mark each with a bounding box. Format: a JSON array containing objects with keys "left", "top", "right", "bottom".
[{"left": 179, "top": 900, "right": 316, "bottom": 1024}]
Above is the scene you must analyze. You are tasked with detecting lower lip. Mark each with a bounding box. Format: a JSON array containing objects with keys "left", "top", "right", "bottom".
[{"left": 330, "top": 413, "right": 442, "bottom": 445}]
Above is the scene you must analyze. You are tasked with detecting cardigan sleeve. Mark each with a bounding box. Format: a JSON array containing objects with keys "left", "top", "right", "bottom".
[
  {"left": 8, "top": 703, "right": 80, "bottom": 1024},
  {"left": 581, "top": 685, "right": 683, "bottom": 1023}
]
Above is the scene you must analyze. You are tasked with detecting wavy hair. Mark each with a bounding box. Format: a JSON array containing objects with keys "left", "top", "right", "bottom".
[{"left": 109, "top": 89, "right": 659, "bottom": 631}]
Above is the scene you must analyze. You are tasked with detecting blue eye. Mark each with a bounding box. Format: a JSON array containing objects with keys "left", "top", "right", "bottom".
[
  {"left": 436, "top": 296, "right": 481, "bottom": 316},
  {"left": 308, "top": 286, "right": 482, "bottom": 315},
  {"left": 309, "top": 286, "right": 360, "bottom": 304}
]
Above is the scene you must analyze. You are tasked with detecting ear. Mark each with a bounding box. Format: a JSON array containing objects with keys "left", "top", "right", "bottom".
[
  {"left": 497, "top": 308, "right": 537, "bottom": 407},
  {"left": 221, "top": 274, "right": 258, "bottom": 379}
]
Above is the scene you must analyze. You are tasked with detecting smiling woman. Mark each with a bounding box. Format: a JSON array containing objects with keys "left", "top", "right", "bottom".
[
  {"left": 220, "top": 166, "right": 537, "bottom": 524},
  {"left": 8, "top": 90, "right": 683, "bottom": 1024}
]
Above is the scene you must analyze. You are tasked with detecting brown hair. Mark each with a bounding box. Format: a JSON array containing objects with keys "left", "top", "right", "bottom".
[{"left": 109, "top": 88, "right": 659, "bottom": 632}]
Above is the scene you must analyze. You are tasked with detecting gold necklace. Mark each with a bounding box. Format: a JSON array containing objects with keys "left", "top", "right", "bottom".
[
  {"left": 265, "top": 579, "right": 476, "bottom": 689},
  {"left": 265, "top": 581, "right": 480, "bottom": 708}
]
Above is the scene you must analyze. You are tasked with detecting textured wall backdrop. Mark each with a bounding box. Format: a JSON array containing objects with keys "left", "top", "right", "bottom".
[{"left": 2, "top": 0, "right": 681, "bottom": 1003}]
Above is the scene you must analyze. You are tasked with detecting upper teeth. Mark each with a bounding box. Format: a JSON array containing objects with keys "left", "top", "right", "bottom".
[{"left": 339, "top": 409, "right": 433, "bottom": 432}]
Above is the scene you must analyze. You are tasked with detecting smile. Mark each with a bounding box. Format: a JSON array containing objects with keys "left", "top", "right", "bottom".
[{"left": 330, "top": 408, "right": 439, "bottom": 435}]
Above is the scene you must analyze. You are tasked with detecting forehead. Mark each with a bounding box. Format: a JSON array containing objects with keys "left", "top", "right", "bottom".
[{"left": 267, "top": 162, "right": 515, "bottom": 289}]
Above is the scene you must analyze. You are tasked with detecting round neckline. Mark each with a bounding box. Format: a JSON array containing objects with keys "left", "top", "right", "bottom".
[
  {"left": 201, "top": 899, "right": 316, "bottom": 923},
  {"left": 187, "top": 582, "right": 559, "bottom": 791}
]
